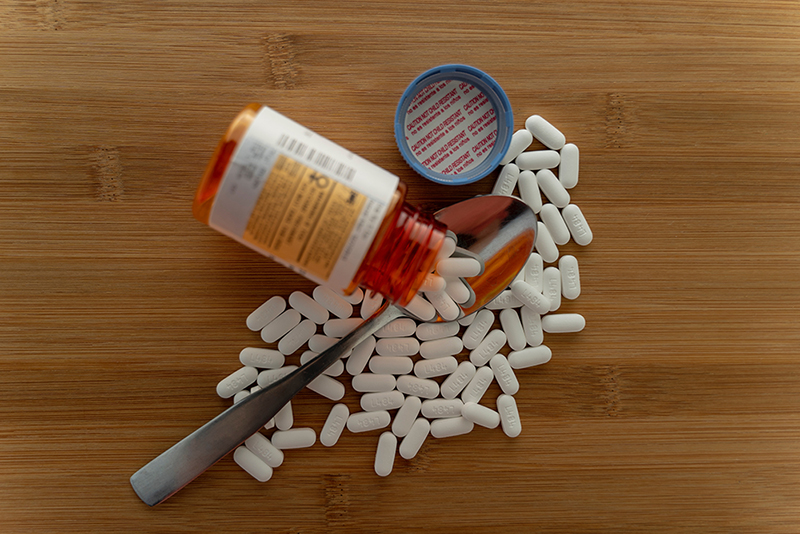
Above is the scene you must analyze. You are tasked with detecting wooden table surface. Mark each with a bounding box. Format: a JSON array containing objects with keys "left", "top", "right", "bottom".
[{"left": 2, "top": 1, "right": 800, "bottom": 532}]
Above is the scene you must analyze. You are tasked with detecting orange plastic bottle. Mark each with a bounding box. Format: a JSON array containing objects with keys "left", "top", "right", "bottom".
[{"left": 193, "top": 104, "right": 447, "bottom": 307}]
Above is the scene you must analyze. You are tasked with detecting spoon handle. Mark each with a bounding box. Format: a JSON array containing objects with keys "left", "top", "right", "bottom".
[{"left": 130, "top": 302, "right": 405, "bottom": 506}]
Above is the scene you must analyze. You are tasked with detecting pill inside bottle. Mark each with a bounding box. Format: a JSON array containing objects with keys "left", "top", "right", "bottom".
[{"left": 193, "top": 104, "right": 447, "bottom": 306}]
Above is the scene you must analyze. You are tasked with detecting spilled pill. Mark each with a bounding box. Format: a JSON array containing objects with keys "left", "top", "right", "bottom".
[
  {"left": 246, "top": 296, "right": 286, "bottom": 332},
  {"left": 375, "top": 318, "right": 417, "bottom": 338},
  {"left": 234, "top": 446, "right": 272, "bottom": 482},
  {"left": 519, "top": 306, "right": 544, "bottom": 347},
  {"left": 307, "top": 334, "right": 341, "bottom": 354},
  {"left": 486, "top": 290, "right": 523, "bottom": 310},
  {"left": 558, "top": 143, "right": 579, "bottom": 189},
  {"left": 444, "top": 277, "right": 472, "bottom": 305},
  {"left": 343, "top": 287, "right": 364, "bottom": 305},
  {"left": 430, "top": 416, "right": 474, "bottom": 439},
  {"left": 346, "top": 336, "right": 376, "bottom": 376},
  {"left": 414, "top": 356, "right": 459, "bottom": 379},
  {"left": 462, "top": 402, "right": 501, "bottom": 429},
  {"left": 525, "top": 114, "right": 566, "bottom": 150},
  {"left": 399, "top": 418, "right": 430, "bottom": 459},
  {"left": 351, "top": 373, "right": 396, "bottom": 393},
  {"left": 261, "top": 309, "right": 302, "bottom": 343},
  {"left": 523, "top": 252, "right": 544, "bottom": 292},
  {"left": 517, "top": 170, "right": 542, "bottom": 214},
  {"left": 536, "top": 169, "right": 570, "bottom": 208},
  {"left": 562, "top": 204, "right": 593, "bottom": 246},
  {"left": 534, "top": 222, "right": 559, "bottom": 263},
  {"left": 347, "top": 410, "right": 391, "bottom": 433},
  {"left": 497, "top": 394, "right": 522, "bottom": 438},
  {"left": 289, "top": 291, "right": 329, "bottom": 324},
  {"left": 392, "top": 395, "right": 422, "bottom": 437},
  {"left": 320, "top": 403, "right": 349, "bottom": 447},
  {"left": 461, "top": 365, "right": 495, "bottom": 404},
  {"left": 500, "top": 128, "right": 533, "bottom": 165},
  {"left": 440, "top": 361, "right": 477, "bottom": 399},
  {"left": 272, "top": 427, "right": 316, "bottom": 449},
  {"left": 278, "top": 319, "right": 316, "bottom": 355},
  {"left": 369, "top": 355, "right": 414, "bottom": 375},
  {"left": 559, "top": 255, "right": 581, "bottom": 300},
  {"left": 436, "top": 257, "right": 483, "bottom": 278},
  {"left": 257, "top": 365, "right": 297, "bottom": 389},
  {"left": 542, "top": 313, "right": 586, "bottom": 333},
  {"left": 404, "top": 294, "right": 437, "bottom": 322},
  {"left": 217, "top": 366, "right": 258, "bottom": 399},
  {"left": 470, "top": 329, "right": 506, "bottom": 367},
  {"left": 508, "top": 345, "right": 552, "bottom": 369},
  {"left": 360, "top": 291, "right": 384, "bottom": 319},
  {"left": 361, "top": 390, "right": 405, "bottom": 412},
  {"left": 424, "top": 289, "right": 460, "bottom": 322},
  {"left": 510, "top": 279, "right": 551, "bottom": 315},
  {"left": 542, "top": 267, "right": 562, "bottom": 312},
  {"left": 375, "top": 337, "right": 420, "bottom": 357},
  {"left": 492, "top": 163, "right": 520, "bottom": 196},
  {"left": 422, "top": 398, "right": 464, "bottom": 419},
  {"left": 300, "top": 351, "right": 344, "bottom": 377},
  {"left": 490, "top": 354, "right": 519, "bottom": 395},
  {"left": 462, "top": 308, "right": 494, "bottom": 350},
  {"left": 375, "top": 432, "right": 397, "bottom": 477},
  {"left": 307, "top": 374, "right": 345, "bottom": 401},
  {"left": 245, "top": 432, "right": 284, "bottom": 468},
  {"left": 499, "top": 308, "right": 526, "bottom": 351},
  {"left": 516, "top": 150, "right": 560, "bottom": 171},
  {"left": 239, "top": 347, "right": 285, "bottom": 369},
  {"left": 420, "top": 273, "right": 446, "bottom": 293},
  {"left": 539, "top": 204, "right": 571, "bottom": 246},
  {"left": 416, "top": 321, "right": 459, "bottom": 341},
  {"left": 396, "top": 375, "right": 439, "bottom": 399},
  {"left": 312, "top": 285, "right": 353, "bottom": 319},
  {"left": 324, "top": 318, "right": 362, "bottom": 338},
  {"left": 275, "top": 401, "right": 293, "bottom": 430},
  {"left": 419, "top": 336, "right": 463, "bottom": 359}
]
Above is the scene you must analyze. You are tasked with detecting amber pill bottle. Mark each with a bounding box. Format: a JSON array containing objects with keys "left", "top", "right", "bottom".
[{"left": 192, "top": 104, "right": 447, "bottom": 307}]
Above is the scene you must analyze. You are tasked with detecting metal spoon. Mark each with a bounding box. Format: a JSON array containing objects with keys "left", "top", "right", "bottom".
[{"left": 130, "top": 195, "right": 536, "bottom": 506}]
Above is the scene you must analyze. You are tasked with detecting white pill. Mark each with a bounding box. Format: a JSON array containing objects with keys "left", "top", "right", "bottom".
[
  {"left": 275, "top": 401, "right": 293, "bottom": 431},
  {"left": 497, "top": 394, "right": 522, "bottom": 438},
  {"left": 525, "top": 115, "right": 565, "bottom": 150},
  {"left": 440, "top": 361, "right": 477, "bottom": 399},
  {"left": 435, "top": 234, "right": 457, "bottom": 264},
  {"left": 490, "top": 354, "right": 519, "bottom": 395},
  {"left": 347, "top": 410, "right": 391, "bottom": 433},
  {"left": 234, "top": 446, "right": 272, "bottom": 482},
  {"left": 516, "top": 150, "right": 560, "bottom": 171},
  {"left": 420, "top": 273, "right": 446, "bottom": 293},
  {"left": 462, "top": 309, "right": 494, "bottom": 350},
  {"left": 458, "top": 312, "right": 476, "bottom": 326},
  {"left": 351, "top": 373, "right": 396, "bottom": 393},
  {"left": 360, "top": 291, "right": 384, "bottom": 319},
  {"left": 308, "top": 334, "right": 343, "bottom": 355},
  {"left": 307, "top": 374, "right": 345, "bottom": 401},
  {"left": 272, "top": 427, "right": 316, "bottom": 449},
  {"left": 500, "top": 128, "right": 533, "bottom": 165},
  {"left": 517, "top": 170, "right": 542, "bottom": 214},
  {"left": 289, "top": 290, "right": 329, "bottom": 324},
  {"left": 361, "top": 390, "right": 405, "bottom": 412},
  {"left": 216, "top": 366, "right": 258, "bottom": 399},
  {"left": 246, "top": 296, "right": 286, "bottom": 332},
  {"left": 534, "top": 222, "right": 559, "bottom": 263},
  {"left": 239, "top": 347, "right": 285, "bottom": 369},
  {"left": 430, "top": 417, "right": 474, "bottom": 439},
  {"left": 499, "top": 308, "right": 526, "bottom": 351},
  {"left": 346, "top": 335, "right": 376, "bottom": 376},
  {"left": 461, "top": 366, "right": 495, "bottom": 404},
  {"left": 414, "top": 356, "right": 459, "bottom": 379},
  {"left": 369, "top": 355, "right": 414, "bottom": 375},
  {"left": 469, "top": 329, "right": 506, "bottom": 367},
  {"left": 416, "top": 321, "right": 459, "bottom": 341},
  {"left": 461, "top": 402, "right": 500, "bottom": 429},
  {"left": 436, "top": 257, "right": 482, "bottom": 278},
  {"left": 562, "top": 204, "right": 593, "bottom": 246},
  {"left": 404, "top": 294, "right": 437, "bottom": 322},
  {"left": 343, "top": 287, "right": 364, "bottom": 305},
  {"left": 520, "top": 306, "right": 544, "bottom": 346},
  {"left": 375, "top": 318, "right": 417, "bottom": 338},
  {"left": 324, "top": 317, "right": 362, "bottom": 338},
  {"left": 399, "top": 418, "right": 430, "bottom": 459},
  {"left": 264, "top": 417, "right": 275, "bottom": 431},
  {"left": 485, "top": 290, "right": 523, "bottom": 310},
  {"left": 510, "top": 279, "right": 551, "bottom": 314},
  {"left": 261, "top": 309, "right": 302, "bottom": 343},
  {"left": 256, "top": 365, "right": 297, "bottom": 388},
  {"left": 559, "top": 255, "right": 581, "bottom": 300},
  {"left": 542, "top": 313, "right": 586, "bottom": 333},
  {"left": 523, "top": 253, "right": 544, "bottom": 292},
  {"left": 300, "top": 350, "right": 344, "bottom": 376},
  {"left": 424, "top": 289, "right": 461, "bottom": 322},
  {"left": 419, "top": 336, "right": 463, "bottom": 359},
  {"left": 558, "top": 143, "right": 579, "bottom": 189},
  {"left": 421, "top": 398, "right": 464, "bottom": 419},
  {"left": 245, "top": 432, "right": 284, "bottom": 468},
  {"left": 278, "top": 319, "right": 316, "bottom": 355},
  {"left": 396, "top": 375, "right": 439, "bottom": 399},
  {"left": 374, "top": 432, "right": 397, "bottom": 477},
  {"left": 375, "top": 337, "right": 419, "bottom": 357},
  {"left": 233, "top": 390, "right": 250, "bottom": 404},
  {"left": 491, "top": 163, "right": 520, "bottom": 196},
  {"left": 444, "top": 277, "right": 472, "bottom": 305},
  {"left": 540, "top": 203, "right": 571, "bottom": 246},
  {"left": 311, "top": 285, "right": 352, "bottom": 319},
  {"left": 536, "top": 169, "right": 570, "bottom": 208},
  {"left": 392, "top": 396, "right": 422, "bottom": 437},
  {"left": 508, "top": 345, "right": 552, "bottom": 369},
  {"left": 543, "top": 267, "right": 562, "bottom": 312},
  {"left": 319, "top": 403, "right": 349, "bottom": 447}
]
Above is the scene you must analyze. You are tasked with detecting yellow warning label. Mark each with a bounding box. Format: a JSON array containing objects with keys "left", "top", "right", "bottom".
[{"left": 243, "top": 154, "right": 365, "bottom": 281}]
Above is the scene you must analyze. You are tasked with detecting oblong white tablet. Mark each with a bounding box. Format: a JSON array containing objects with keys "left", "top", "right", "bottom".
[
  {"left": 245, "top": 432, "right": 284, "bottom": 468},
  {"left": 508, "top": 345, "right": 552, "bottom": 369},
  {"left": 519, "top": 306, "right": 544, "bottom": 347},
  {"left": 246, "top": 296, "right": 286, "bottom": 332},
  {"left": 499, "top": 308, "right": 526, "bottom": 351},
  {"left": 416, "top": 321, "right": 459, "bottom": 341},
  {"left": 375, "top": 337, "right": 420, "bottom": 357},
  {"left": 490, "top": 354, "right": 519, "bottom": 395},
  {"left": 542, "top": 313, "right": 586, "bottom": 333},
  {"left": 462, "top": 309, "right": 494, "bottom": 350},
  {"left": 261, "top": 309, "right": 302, "bottom": 343},
  {"left": 469, "top": 329, "right": 506, "bottom": 367},
  {"left": 486, "top": 289, "right": 523, "bottom": 310},
  {"left": 424, "top": 289, "right": 460, "bottom": 322},
  {"left": 414, "top": 356, "right": 459, "bottom": 379},
  {"left": 375, "top": 432, "right": 397, "bottom": 477},
  {"left": 346, "top": 335, "right": 375, "bottom": 376},
  {"left": 516, "top": 150, "right": 560, "bottom": 171},
  {"left": 369, "top": 355, "right": 413, "bottom": 375},
  {"left": 278, "top": 319, "right": 316, "bottom": 355},
  {"left": 361, "top": 291, "right": 384, "bottom": 319},
  {"left": 256, "top": 365, "right": 297, "bottom": 388},
  {"left": 461, "top": 366, "right": 495, "bottom": 404},
  {"left": 430, "top": 417, "right": 474, "bottom": 439},
  {"left": 346, "top": 410, "right": 391, "bottom": 433},
  {"left": 275, "top": 401, "right": 293, "bottom": 431},
  {"left": 440, "top": 361, "right": 477, "bottom": 399},
  {"left": 517, "top": 170, "right": 542, "bottom": 214},
  {"left": 562, "top": 204, "right": 593, "bottom": 245},
  {"left": 492, "top": 163, "right": 520, "bottom": 196},
  {"left": 539, "top": 203, "right": 571, "bottom": 246},
  {"left": 323, "top": 318, "right": 362, "bottom": 338},
  {"left": 312, "top": 285, "right": 353, "bottom": 319},
  {"left": 500, "top": 128, "right": 533, "bottom": 165},
  {"left": 462, "top": 402, "right": 500, "bottom": 429},
  {"left": 436, "top": 257, "right": 483, "bottom": 278},
  {"left": 271, "top": 427, "right": 316, "bottom": 449},
  {"left": 497, "top": 394, "right": 522, "bottom": 438},
  {"left": 419, "top": 336, "right": 463, "bottom": 359},
  {"left": 234, "top": 446, "right": 273, "bottom": 482},
  {"left": 510, "top": 279, "right": 551, "bottom": 315},
  {"left": 351, "top": 373, "right": 396, "bottom": 393},
  {"left": 404, "top": 294, "right": 437, "bottom": 322},
  {"left": 559, "top": 254, "right": 581, "bottom": 300},
  {"left": 392, "top": 396, "right": 422, "bottom": 438},
  {"left": 216, "top": 366, "right": 258, "bottom": 399},
  {"left": 396, "top": 375, "right": 439, "bottom": 399},
  {"left": 307, "top": 374, "right": 345, "bottom": 401},
  {"left": 399, "top": 418, "right": 430, "bottom": 459},
  {"left": 421, "top": 399, "right": 464, "bottom": 419},
  {"left": 420, "top": 273, "right": 446, "bottom": 293},
  {"left": 542, "top": 267, "right": 562, "bottom": 312},
  {"left": 558, "top": 143, "right": 579, "bottom": 188},
  {"left": 289, "top": 290, "right": 329, "bottom": 324},
  {"left": 299, "top": 351, "right": 344, "bottom": 377},
  {"left": 536, "top": 169, "right": 570, "bottom": 208},
  {"left": 375, "top": 318, "right": 417, "bottom": 338},
  {"left": 534, "top": 222, "right": 559, "bottom": 264},
  {"left": 361, "top": 390, "right": 405, "bottom": 412},
  {"left": 525, "top": 114, "right": 566, "bottom": 150},
  {"left": 239, "top": 347, "right": 285, "bottom": 369},
  {"left": 320, "top": 403, "right": 349, "bottom": 447}
]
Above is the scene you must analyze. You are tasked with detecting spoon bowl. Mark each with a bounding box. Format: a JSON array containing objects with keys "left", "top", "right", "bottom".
[{"left": 131, "top": 195, "right": 536, "bottom": 506}]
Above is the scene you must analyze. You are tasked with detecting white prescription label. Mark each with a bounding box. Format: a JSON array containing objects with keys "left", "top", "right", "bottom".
[
  {"left": 403, "top": 79, "right": 497, "bottom": 176},
  {"left": 209, "top": 106, "right": 398, "bottom": 292}
]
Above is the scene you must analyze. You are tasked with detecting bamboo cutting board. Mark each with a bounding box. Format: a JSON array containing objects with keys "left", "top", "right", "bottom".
[{"left": 2, "top": 1, "right": 800, "bottom": 532}]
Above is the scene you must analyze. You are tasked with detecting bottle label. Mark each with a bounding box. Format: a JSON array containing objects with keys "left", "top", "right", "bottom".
[{"left": 209, "top": 106, "right": 398, "bottom": 292}]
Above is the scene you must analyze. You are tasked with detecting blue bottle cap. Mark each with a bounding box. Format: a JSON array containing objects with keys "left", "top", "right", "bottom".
[{"left": 394, "top": 65, "right": 513, "bottom": 186}]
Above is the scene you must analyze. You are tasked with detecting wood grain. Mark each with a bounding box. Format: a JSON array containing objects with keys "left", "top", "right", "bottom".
[{"left": 2, "top": 1, "right": 800, "bottom": 532}]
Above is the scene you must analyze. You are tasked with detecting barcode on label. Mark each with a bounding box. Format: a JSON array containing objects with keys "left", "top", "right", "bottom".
[{"left": 277, "top": 134, "right": 356, "bottom": 182}]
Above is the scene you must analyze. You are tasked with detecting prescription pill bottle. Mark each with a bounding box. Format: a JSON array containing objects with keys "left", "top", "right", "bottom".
[{"left": 193, "top": 104, "right": 447, "bottom": 307}]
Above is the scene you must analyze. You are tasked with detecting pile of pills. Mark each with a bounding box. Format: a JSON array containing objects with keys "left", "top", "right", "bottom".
[{"left": 220, "top": 114, "right": 592, "bottom": 482}]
